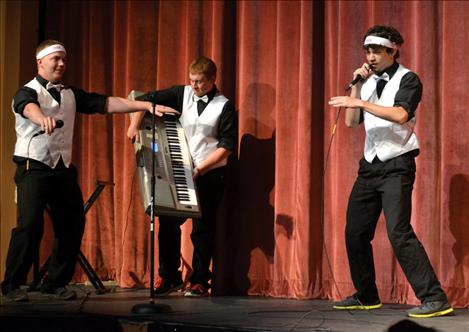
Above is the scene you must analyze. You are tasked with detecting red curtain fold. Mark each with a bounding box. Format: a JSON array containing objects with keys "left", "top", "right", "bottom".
[{"left": 36, "top": 0, "right": 469, "bottom": 307}]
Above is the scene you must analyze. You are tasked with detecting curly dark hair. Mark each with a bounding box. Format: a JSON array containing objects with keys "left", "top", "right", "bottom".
[{"left": 362, "top": 25, "right": 404, "bottom": 59}]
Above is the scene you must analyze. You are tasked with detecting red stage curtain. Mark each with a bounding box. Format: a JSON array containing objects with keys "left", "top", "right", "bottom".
[{"left": 39, "top": 0, "right": 469, "bottom": 307}]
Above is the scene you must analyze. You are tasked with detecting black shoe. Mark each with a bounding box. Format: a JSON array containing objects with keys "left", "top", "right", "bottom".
[
  {"left": 407, "top": 301, "right": 454, "bottom": 318},
  {"left": 154, "top": 278, "right": 184, "bottom": 297},
  {"left": 333, "top": 295, "right": 382, "bottom": 310},
  {"left": 42, "top": 287, "right": 77, "bottom": 300},
  {"left": 3, "top": 288, "right": 29, "bottom": 302}
]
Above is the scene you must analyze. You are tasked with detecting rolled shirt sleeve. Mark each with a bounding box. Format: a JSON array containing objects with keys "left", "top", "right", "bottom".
[
  {"left": 394, "top": 72, "right": 422, "bottom": 121},
  {"left": 216, "top": 101, "right": 237, "bottom": 152},
  {"left": 13, "top": 85, "right": 108, "bottom": 116},
  {"left": 140, "top": 86, "right": 185, "bottom": 111},
  {"left": 13, "top": 87, "right": 40, "bottom": 117},
  {"left": 70, "top": 86, "right": 108, "bottom": 114}
]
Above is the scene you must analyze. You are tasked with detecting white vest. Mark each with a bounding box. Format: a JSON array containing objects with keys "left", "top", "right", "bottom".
[
  {"left": 13, "top": 78, "right": 76, "bottom": 167},
  {"left": 360, "top": 64, "right": 420, "bottom": 162},
  {"left": 179, "top": 85, "right": 229, "bottom": 170}
]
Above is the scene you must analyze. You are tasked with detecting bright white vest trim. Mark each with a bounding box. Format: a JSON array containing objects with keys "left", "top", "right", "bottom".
[
  {"left": 179, "top": 85, "right": 228, "bottom": 170},
  {"left": 360, "top": 64, "right": 420, "bottom": 163},
  {"left": 13, "top": 78, "right": 76, "bottom": 167}
]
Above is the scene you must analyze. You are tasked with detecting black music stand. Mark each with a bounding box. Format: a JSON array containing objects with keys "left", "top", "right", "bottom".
[
  {"left": 132, "top": 98, "right": 172, "bottom": 314},
  {"left": 30, "top": 180, "right": 113, "bottom": 294}
]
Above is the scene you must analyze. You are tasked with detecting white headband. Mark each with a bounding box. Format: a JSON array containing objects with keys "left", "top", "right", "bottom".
[
  {"left": 363, "top": 35, "right": 395, "bottom": 49},
  {"left": 36, "top": 44, "right": 67, "bottom": 60}
]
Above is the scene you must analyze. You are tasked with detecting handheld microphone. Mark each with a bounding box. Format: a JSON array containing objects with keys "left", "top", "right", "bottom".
[
  {"left": 346, "top": 75, "right": 364, "bottom": 91},
  {"left": 32, "top": 120, "right": 64, "bottom": 137},
  {"left": 346, "top": 65, "right": 375, "bottom": 91}
]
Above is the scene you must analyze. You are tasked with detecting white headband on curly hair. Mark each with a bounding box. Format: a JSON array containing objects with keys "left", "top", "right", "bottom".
[
  {"left": 36, "top": 44, "right": 67, "bottom": 60},
  {"left": 363, "top": 36, "right": 395, "bottom": 49}
]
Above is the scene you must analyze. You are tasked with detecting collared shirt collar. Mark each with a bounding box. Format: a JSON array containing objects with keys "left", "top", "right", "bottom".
[
  {"left": 35, "top": 74, "right": 50, "bottom": 88},
  {"left": 193, "top": 85, "right": 218, "bottom": 103},
  {"left": 35, "top": 75, "right": 65, "bottom": 90},
  {"left": 205, "top": 85, "right": 218, "bottom": 102}
]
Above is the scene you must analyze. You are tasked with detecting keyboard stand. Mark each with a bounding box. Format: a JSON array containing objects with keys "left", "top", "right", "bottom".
[{"left": 30, "top": 180, "right": 114, "bottom": 294}]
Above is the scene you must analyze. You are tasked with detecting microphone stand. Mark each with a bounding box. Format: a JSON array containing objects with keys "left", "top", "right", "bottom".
[{"left": 132, "top": 100, "right": 171, "bottom": 314}]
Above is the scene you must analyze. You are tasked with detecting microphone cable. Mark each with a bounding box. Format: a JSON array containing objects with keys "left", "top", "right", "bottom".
[
  {"left": 26, "top": 135, "right": 36, "bottom": 171},
  {"left": 319, "top": 103, "right": 344, "bottom": 303},
  {"left": 26, "top": 131, "right": 42, "bottom": 170},
  {"left": 26, "top": 120, "right": 64, "bottom": 170},
  {"left": 246, "top": 89, "right": 352, "bottom": 331},
  {"left": 319, "top": 85, "right": 384, "bottom": 318},
  {"left": 320, "top": 83, "right": 361, "bottom": 311}
]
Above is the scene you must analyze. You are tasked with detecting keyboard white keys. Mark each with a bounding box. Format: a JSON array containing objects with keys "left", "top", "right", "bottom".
[{"left": 128, "top": 90, "right": 201, "bottom": 218}]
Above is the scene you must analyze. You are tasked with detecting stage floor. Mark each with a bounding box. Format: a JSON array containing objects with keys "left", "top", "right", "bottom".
[{"left": 1, "top": 286, "right": 468, "bottom": 332}]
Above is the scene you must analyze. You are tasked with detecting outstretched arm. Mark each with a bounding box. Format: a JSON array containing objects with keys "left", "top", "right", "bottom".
[
  {"left": 125, "top": 104, "right": 180, "bottom": 143},
  {"left": 105, "top": 97, "right": 153, "bottom": 114},
  {"left": 329, "top": 96, "right": 409, "bottom": 125},
  {"left": 329, "top": 62, "right": 408, "bottom": 126},
  {"left": 23, "top": 103, "right": 60, "bottom": 135}
]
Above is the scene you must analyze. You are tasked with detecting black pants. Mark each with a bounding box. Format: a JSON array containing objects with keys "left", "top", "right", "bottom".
[
  {"left": 157, "top": 166, "right": 226, "bottom": 288},
  {"left": 1, "top": 160, "right": 85, "bottom": 294},
  {"left": 345, "top": 154, "right": 447, "bottom": 303}
]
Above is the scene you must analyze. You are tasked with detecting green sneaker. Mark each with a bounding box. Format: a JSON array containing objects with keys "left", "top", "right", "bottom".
[
  {"left": 407, "top": 301, "right": 454, "bottom": 318},
  {"left": 333, "top": 295, "right": 382, "bottom": 310}
]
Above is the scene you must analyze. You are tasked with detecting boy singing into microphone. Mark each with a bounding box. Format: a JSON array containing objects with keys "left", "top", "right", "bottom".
[{"left": 329, "top": 25, "right": 453, "bottom": 318}]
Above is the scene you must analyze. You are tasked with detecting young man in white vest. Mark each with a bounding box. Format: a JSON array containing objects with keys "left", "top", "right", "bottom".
[
  {"left": 1, "top": 40, "right": 173, "bottom": 302},
  {"left": 127, "top": 57, "right": 236, "bottom": 297},
  {"left": 328, "top": 25, "right": 453, "bottom": 318}
]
